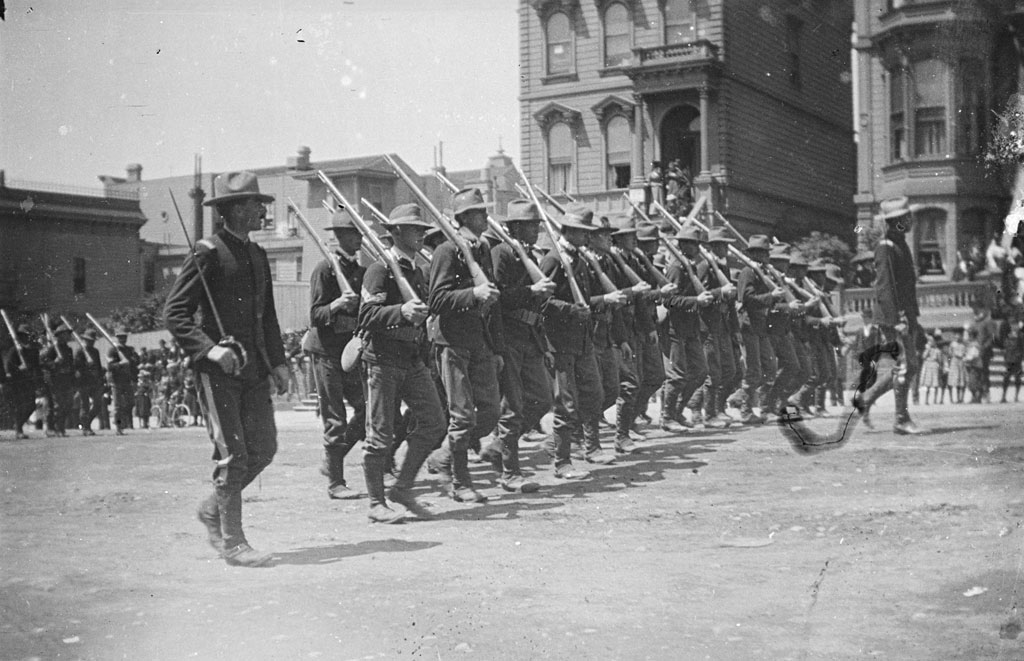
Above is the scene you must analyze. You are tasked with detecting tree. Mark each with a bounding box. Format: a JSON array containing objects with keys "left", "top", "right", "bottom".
[
  {"left": 110, "top": 292, "right": 167, "bottom": 332},
  {"left": 793, "top": 231, "right": 855, "bottom": 272}
]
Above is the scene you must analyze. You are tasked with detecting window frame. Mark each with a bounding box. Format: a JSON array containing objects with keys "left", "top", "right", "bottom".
[
  {"left": 72, "top": 257, "right": 86, "bottom": 295},
  {"left": 603, "top": 113, "right": 633, "bottom": 190},
  {"left": 601, "top": 2, "right": 633, "bottom": 70},
  {"left": 663, "top": 0, "right": 696, "bottom": 46},
  {"left": 546, "top": 121, "right": 576, "bottom": 194},
  {"left": 544, "top": 10, "right": 575, "bottom": 79}
]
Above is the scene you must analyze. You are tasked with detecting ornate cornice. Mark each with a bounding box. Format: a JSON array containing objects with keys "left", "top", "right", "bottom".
[
  {"left": 591, "top": 94, "right": 636, "bottom": 123},
  {"left": 534, "top": 101, "right": 583, "bottom": 131}
]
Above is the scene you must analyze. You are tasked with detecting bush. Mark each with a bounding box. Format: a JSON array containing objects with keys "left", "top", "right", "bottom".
[{"left": 110, "top": 292, "right": 168, "bottom": 332}]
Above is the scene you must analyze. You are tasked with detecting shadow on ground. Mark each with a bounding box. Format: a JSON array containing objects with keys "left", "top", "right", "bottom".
[{"left": 270, "top": 539, "right": 441, "bottom": 566}]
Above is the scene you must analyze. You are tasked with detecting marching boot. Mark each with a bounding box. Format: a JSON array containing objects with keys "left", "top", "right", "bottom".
[
  {"left": 196, "top": 492, "right": 223, "bottom": 555},
  {"left": 386, "top": 439, "right": 436, "bottom": 520},
  {"left": 426, "top": 443, "right": 453, "bottom": 486},
  {"left": 363, "top": 454, "right": 404, "bottom": 524},
  {"left": 659, "top": 388, "right": 683, "bottom": 432},
  {"left": 478, "top": 436, "right": 504, "bottom": 475},
  {"left": 320, "top": 446, "right": 360, "bottom": 500},
  {"left": 218, "top": 489, "right": 272, "bottom": 567},
  {"left": 499, "top": 435, "right": 540, "bottom": 492},
  {"left": 892, "top": 385, "right": 923, "bottom": 435},
  {"left": 450, "top": 443, "right": 487, "bottom": 503}
]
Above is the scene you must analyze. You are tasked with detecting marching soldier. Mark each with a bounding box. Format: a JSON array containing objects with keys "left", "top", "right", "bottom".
[
  {"left": 2, "top": 324, "right": 42, "bottom": 439},
  {"left": 539, "top": 210, "right": 601, "bottom": 479},
  {"left": 426, "top": 188, "right": 503, "bottom": 504},
  {"left": 736, "top": 236, "right": 782, "bottom": 424},
  {"left": 489, "top": 199, "right": 555, "bottom": 492},
  {"left": 765, "top": 248, "right": 808, "bottom": 417},
  {"left": 165, "top": 171, "right": 291, "bottom": 567},
  {"left": 302, "top": 207, "right": 367, "bottom": 500},
  {"left": 662, "top": 225, "right": 713, "bottom": 429},
  {"left": 106, "top": 328, "right": 139, "bottom": 435},
  {"left": 806, "top": 259, "right": 841, "bottom": 415},
  {"left": 358, "top": 203, "right": 444, "bottom": 523},
  {"left": 73, "top": 329, "right": 103, "bottom": 437},
  {"left": 41, "top": 323, "right": 76, "bottom": 437},
  {"left": 631, "top": 221, "right": 670, "bottom": 433},
  {"left": 854, "top": 197, "right": 924, "bottom": 435},
  {"left": 783, "top": 253, "right": 819, "bottom": 416}
]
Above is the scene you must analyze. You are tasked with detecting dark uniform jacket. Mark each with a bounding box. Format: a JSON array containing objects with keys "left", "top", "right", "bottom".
[
  {"left": 74, "top": 345, "right": 104, "bottom": 387},
  {"left": 41, "top": 342, "right": 76, "bottom": 390},
  {"left": 664, "top": 255, "right": 702, "bottom": 338},
  {"left": 106, "top": 345, "right": 139, "bottom": 386},
  {"left": 303, "top": 251, "right": 365, "bottom": 358},
  {"left": 2, "top": 343, "right": 41, "bottom": 385},
  {"left": 358, "top": 248, "right": 430, "bottom": 369},
  {"left": 872, "top": 231, "right": 920, "bottom": 326},
  {"left": 164, "top": 229, "right": 286, "bottom": 376},
  {"left": 630, "top": 249, "right": 662, "bottom": 337},
  {"left": 540, "top": 242, "right": 594, "bottom": 356},
  {"left": 589, "top": 251, "right": 627, "bottom": 349},
  {"left": 695, "top": 257, "right": 732, "bottom": 336},
  {"left": 738, "top": 265, "right": 776, "bottom": 336},
  {"left": 428, "top": 227, "right": 504, "bottom": 354},
  {"left": 492, "top": 241, "right": 547, "bottom": 353}
]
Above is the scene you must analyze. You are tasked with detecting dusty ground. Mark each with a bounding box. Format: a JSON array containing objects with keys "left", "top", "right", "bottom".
[{"left": 2, "top": 395, "right": 1024, "bottom": 661}]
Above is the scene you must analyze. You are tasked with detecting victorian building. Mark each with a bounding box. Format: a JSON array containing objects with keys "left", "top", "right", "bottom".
[
  {"left": 519, "top": 0, "right": 856, "bottom": 238},
  {"left": 853, "top": 0, "right": 1020, "bottom": 280}
]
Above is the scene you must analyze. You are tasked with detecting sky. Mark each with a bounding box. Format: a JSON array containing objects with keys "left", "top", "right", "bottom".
[{"left": 0, "top": 0, "right": 520, "bottom": 188}]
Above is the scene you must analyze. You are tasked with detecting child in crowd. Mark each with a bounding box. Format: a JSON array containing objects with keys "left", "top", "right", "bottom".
[
  {"left": 947, "top": 330, "right": 967, "bottom": 404},
  {"left": 964, "top": 328, "right": 984, "bottom": 403},
  {"left": 1002, "top": 321, "right": 1024, "bottom": 403},
  {"left": 919, "top": 332, "right": 943, "bottom": 405}
]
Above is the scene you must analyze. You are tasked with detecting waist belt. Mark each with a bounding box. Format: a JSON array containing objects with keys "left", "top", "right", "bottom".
[
  {"left": 331, "top": 316, "right": 358, "bottom": 333},
  {"left": 506, "top": 309, "right": 542, "bottom": 327},
  {"left": 374, "top": 326, "right": 422, "bottom": 342}
]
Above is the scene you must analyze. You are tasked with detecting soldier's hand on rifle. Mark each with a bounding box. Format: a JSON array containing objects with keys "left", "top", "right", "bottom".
[
  {"left": 721, "top": 282, "right": 737, "bottom": 298},
  {"left": 207, "top": 344, "right": 241, "bottom": 377},
  {"left": 660, "top": 282, "right": 677, "bottom": 295},
  {"left": 330, "top": 291, "right": 360, "bottom": 314},
  {"left": 401, "top": 300, "right": 430, "bottom": 325},
  {"left": 697, "top": 291, "right": 715, "bottom": 306},
  {"left": 620, "top": 342, "right": 634, "bottom": 362},
  {"left": 632, "top": 281, "right": 652, "bottom": 294},
  {"left": 771, "top": 287, "right": 786, "bottom": 300},
  {"left": 603, "top": 290, "right": 628, "bottom": 307},
  {"left": 570, "top": 303, "right": 591, "bottom": 320},
  {"left": 787, "top": 300, "right": 803, "bottom": 312},
  {"left": 473, "top": 282, "right": 500, "bottom": 304},
  {"left": 530, "top": 277, "right": 555, "bottom": 298}
]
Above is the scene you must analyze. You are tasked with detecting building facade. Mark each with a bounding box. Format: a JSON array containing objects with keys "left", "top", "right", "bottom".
[
  {"left": 0, "top": 174, "right": 147, "bottom": 320},
  {"left": 853, "top": 0, "right": 1020, "bottom": 280},
  {"left": 519, "top": 0, "right": 856, "bottom": 237}
]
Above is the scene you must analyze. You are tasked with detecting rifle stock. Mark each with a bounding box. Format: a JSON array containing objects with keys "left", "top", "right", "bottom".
[
  {"left": 60, "top": 314, "right": 94, "bottom": 364},
  {"left": 85, "top": 313, "right": 130, "bottom": 363},
  {"left": 287, "top": 197, "right": 356, "bottom": 297},
  {"left": 1, "top": 308, "right": 27, "bottom": 370}
]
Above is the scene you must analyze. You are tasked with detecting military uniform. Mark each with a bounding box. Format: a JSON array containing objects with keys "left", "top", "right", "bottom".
[
  {"left": 763, "top": 251, "right": 807, "bottom": 416},
  {"left": 41, "top": 328, "right": 76, "bottom": 436},
  {"left": 631, "top": 223, "right": 668, "bottom": 432},
  {"left": 736, "top": 236, "right": 778, "bottom": 423},
  {"left": 2, "top": 326, "right": 42, "bottom": 438},
  {"left": 106, "top": 335, "right": 139, "bottom": 434},
  {"left": 662, "top": 226, "right": 709, "bottom": 428}
]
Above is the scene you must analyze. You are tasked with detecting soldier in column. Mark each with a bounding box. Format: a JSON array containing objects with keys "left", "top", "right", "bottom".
[
  {"left": 106, "top": 328, "right": 139, "bottom": 435},
  {"left": 764, "top": 247, "right": 809, "bottom": 417},
  {"left": 426, "top": 188, "right": 503, "bottom": 504},
  {"left": 74, "top": 328, "right": 103, "bottom": 436},
  {"left": 854, "top": 197, "right": 925, "bottom": 435},
  {"left": 662, "top": 226, "right": 714, "bottom": 429},
  {"left": 736, "top": 235, "right": 784, "bottom": 424},
  {"left": 783, "top": 252, "right": 820, "bottom": 416},
  {"left": 631, "top": 221, "right": 671, "bottom": 434},
  {"left": 806, "top": 259, "right": 841, "bottom": 415},
  {"left": 539, "top": 210, "right": 601, "bottom": 480},
  {"left": 165, "top": 171, "right": 291, "bottom": 567},
  {"left": 489, "top": 199, "right": 555, "bottom": 492},
  {"left": 41, "top": 323, "right": 76, "bottom": 437},
  {"left": 302, "top": 207, "right": 366, "bottom": 500},
  {"left": 358, "top": 203, "right": 445, "bottom": 523},
  {"left": 2, "top": 324, "right": 42, "bottom": 439}
]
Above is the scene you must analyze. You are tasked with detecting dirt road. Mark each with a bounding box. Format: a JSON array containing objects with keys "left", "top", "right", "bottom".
[{"left": 2, "top": 401, "right": 1023, "bottom": 660}]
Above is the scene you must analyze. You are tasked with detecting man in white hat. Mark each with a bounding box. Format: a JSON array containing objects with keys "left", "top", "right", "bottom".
[{"left": 165, "top": 171, "right": 290, "bottom": 567}]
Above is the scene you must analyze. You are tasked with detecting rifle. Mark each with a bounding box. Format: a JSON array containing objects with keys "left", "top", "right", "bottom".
[
  {"left": 630, "top": 196, "right": 705, "bottom": 294},
  {"left": 85, "top": 313, "right": 130, "bottom": 364},
  {"left": 169, "top": 190, "right": 249, "bottom": 370},
  {"left": 382, "top": 154, "right": 492, "bottom": 292},
  {"left": 632, "top": 247, "right": 671, "bottom": 287},
  {"left": 316, "top": 171, "right": 422, "bottom": 304},
  {"left": 360, "top": 197, "right": 433, "bottom": 265},
  {"left": 287, "top": 197, "right": 356, "bottom": 298},
  {"left": 685, "top": 210, "right": 789, "bottom": 300},
  {"left": 511, "top": 165, "right": 588, "bottom": 307},
  {"left": 433, "top": 170, "right": 546, "bottom": 284},
  {"left": 60, "top": 314, "right": 94, "bottom": 365},
  {"left": 561, "top": 189, "right": 577, "bottom": 203},
  {"left": 609, "top": 247, "right": 647, "bottom": 287},
  {"left": 40, "top": 313, "right": 59, "bottom": 350},
  {"left": 320, "top": 199, "right": 381, "bottom": 263},
  {"left": 0, "top": 308, "right": 28, "bottom": 370}
]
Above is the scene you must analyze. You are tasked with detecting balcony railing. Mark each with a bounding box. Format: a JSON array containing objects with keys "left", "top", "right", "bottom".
[
  {"left": 844, "top": 279, "right": 996, "bottom": 315},
  {"left": 633, "top": 40, "right": 719, "bottom": 66}
]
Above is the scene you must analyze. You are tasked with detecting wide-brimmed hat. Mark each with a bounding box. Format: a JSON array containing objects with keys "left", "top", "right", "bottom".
[
  {"left": 329, "top": 208, "right": 357, "bottom": 230},
  {"left": 674, "top": 225, "right": 705, "bottom": 243},
  {"left": 451, "top": 188, "right": 492, "bottom": 217},
  {"left": 610, "top": 214, "right": 638, "bottom": 236},
  {"left": 788, "top": 253, "right": 809, "bottom": 268},
  {"left": 558, "top": 211, "right": 598, "bottom": 232},
  {"left": 564, "top": 203, "right": 594, "bottom": 225},
  {"left": 114, "top": 327, "right": 129, "bottom": 337},
  {"left": 386, "top": 203, "right": 434, "bottom": 228},
  {"left": 505, "top": 199, "right": 544, "bottom": 223},
  {"left": 769, "top": 247, "right": 791, "bottom": 261},
  {"left": 851, "top": 250, "right": 873, "bottom": 264},
  {"left": 585, "top": 215, "right": 615, "bottom": 233},
  {"left": 53, "top": 323, "right": 72, "bottom": 335},
  {"left": 81, "top": 328, "right": 98, "bottom": 341},
  {"left": 880, "top": 196, "right": 911, "bottom": 220},
  {"left": 824, "top": 264, "right": 844, "bottom": 283},
  {"left": 808, "top": 259, "right": 828, "bottom": 273},
  {"left": 636, "top": 222, "right": 659, "bottom": 242},
  {"left": 15, "top": 323, "right": 32, "bottom": 335},
  {"left": 203, "top": 171, "right": 275, "bottom": 207},
  {"left": 706, "top": 227, "right": 735, "bottom": 244},
  {"left": 747, "top": 235, "right": 771, "bottom": 251}
]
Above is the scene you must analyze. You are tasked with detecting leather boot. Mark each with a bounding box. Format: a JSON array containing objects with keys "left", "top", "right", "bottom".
[
  {"left": 217, "top": 489, "right": 271, "bottom": 566},
  {"left": 499, "top": 435, "right": 540, "bottom": 492},
  {"left": 659, "top": 388, "right": 685, "bottom": 432},
  {"left": 892, "top": 386, "right": 922, "bottom": 434},
  {"left": 196, "top": 492, "right": 223, "bottom": 554},
  {"left": 363, "top": 454, "right": 404, "bottom": 523},
  {"left": 386, "top": 439, "right": 435, "bottom": 520},
  {"left": 426, "top": 443, "right": 453, "bottom": 486},
  {"left": 320, "top": 447, "right": 360, "bottom": 500},
  {"left": 450, "top": 443, "right": 487, "bottom": 503}
]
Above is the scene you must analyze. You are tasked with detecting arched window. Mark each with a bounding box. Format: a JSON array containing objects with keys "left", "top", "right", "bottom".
[
  {"left": 664, "top": 0, "right": 694, "bottom": 45},
  {"left": 912, "top": 59, "right": 947, "bottom": 157},
  {"left": 548, "top": 122, "right": 574, "bottom": 193},
  {"left": 603, "top": 3, "right": 631, "bottom": 68},
  {"left": 546, "top": 12, "right": 573, "bottom": 75},
  {"left": 889, "top": 67, "right": 908, "bottom": 162},
  {"left": 606, "top": 115, "right": 632, "bottom": 189},
  {"left": 915, "top": 207, "right": 947, "bottom": 276}
]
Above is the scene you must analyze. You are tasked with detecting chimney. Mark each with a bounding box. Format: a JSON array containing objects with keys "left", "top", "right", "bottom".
[
  {"left": 126, "top": 163, "right": 143, "bottom": 182},
  {"left": 287, "top": 145, "right": 312, "bottom": 171}
]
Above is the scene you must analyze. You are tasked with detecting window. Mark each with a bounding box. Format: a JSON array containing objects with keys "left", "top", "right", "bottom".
[
  {"left": 890, "top": 68, "right": 908, "bottom": 162},
  {"left": 73, "top": 257, "right": 86, "bottom": 294},
  {"left": 915, "top": 208, "right": 946, "bottom": 276},
  {"left": 546, "top": 12, "right": 573, "bottom": 75},
  {"left": 664, "top": 0, "right": 694, "bottom": 45},
  {"left": 606, "top": 115, "right": 632, "bottom": 189},
  {"left": 785, "top": 16, "right": 802, "bottom": 88},
  {"left": 284, "top": 205, "right": 298, "bottom": 238},
  {"left": 912, "top": 59, "right": 947, "bottom": 157},
  {"left": 143, "top": 260, "right": 156, "bottom": 294},
  {"left": 603, "top": 3, "right": 632, "bottom": 68},
  {"left": 548, "top": 122, "right": 573, "bottom": 193},
  {"left": 262, "top": 203, "right": 275, "bottom": 231},
  {"left": 958, "top": 59, "right": 987, "bottom": 156}
]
